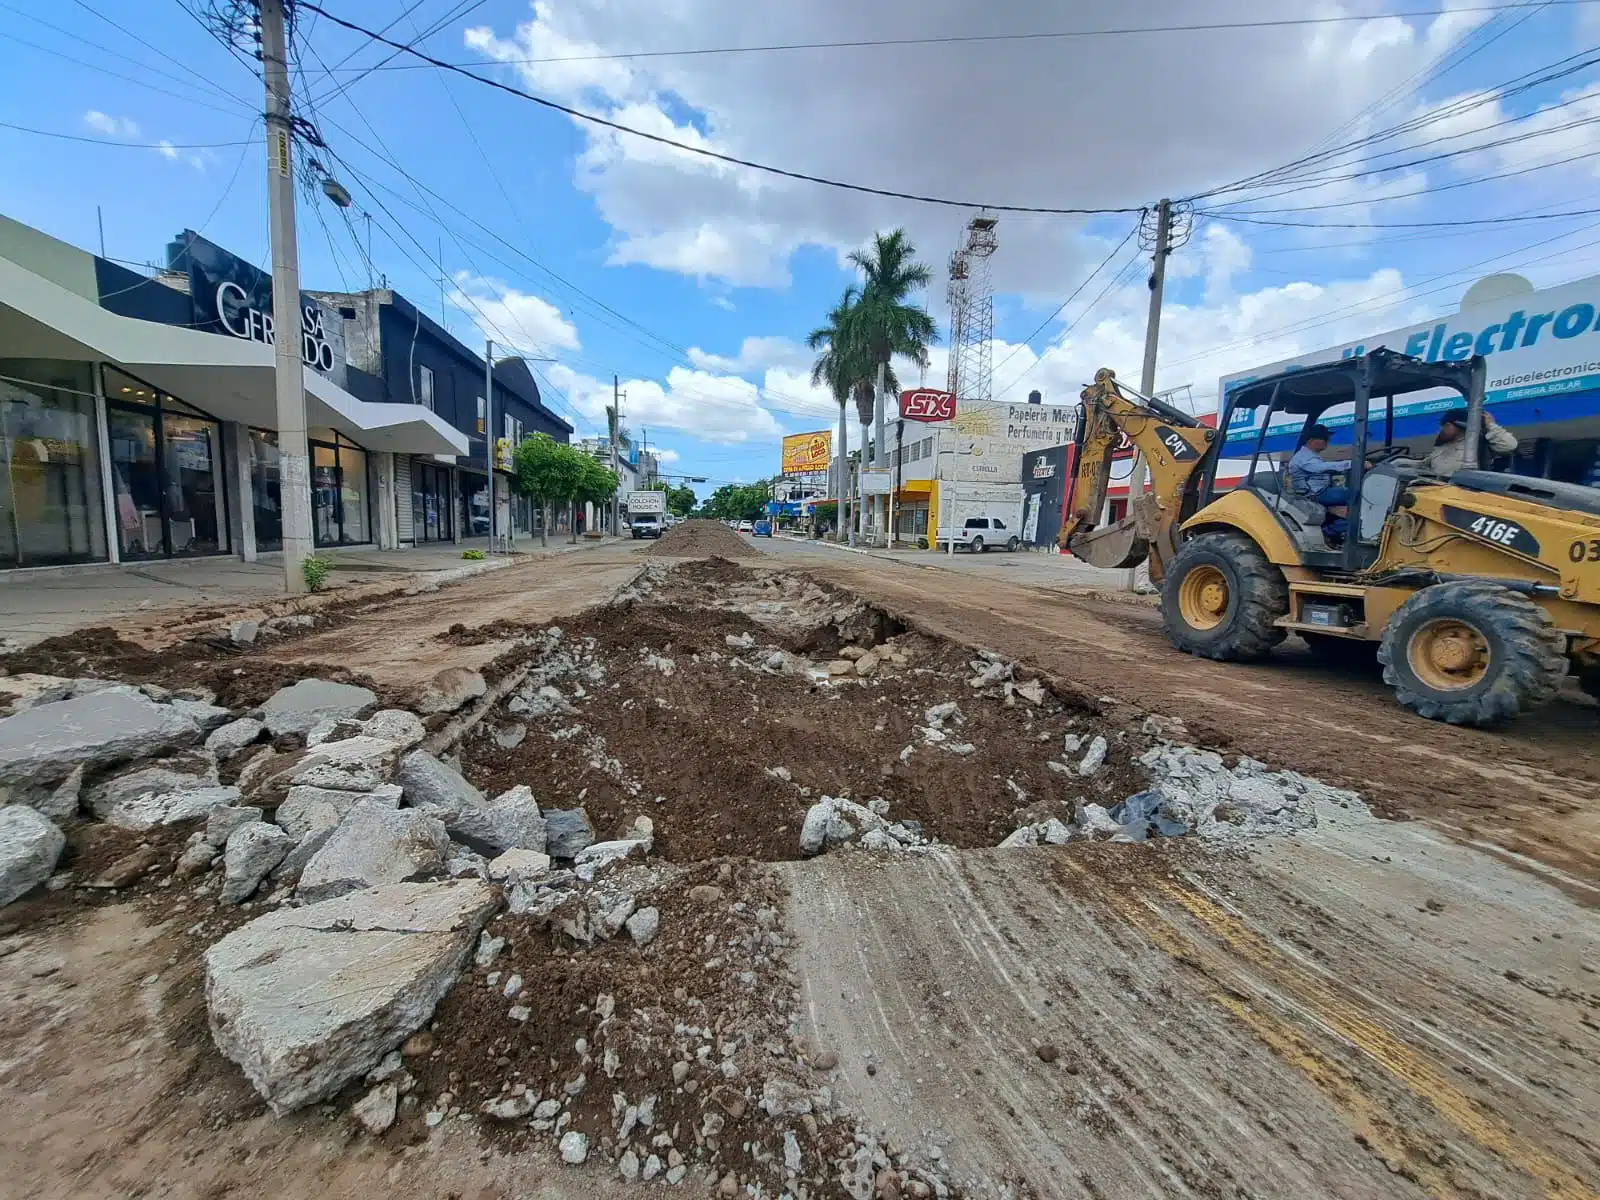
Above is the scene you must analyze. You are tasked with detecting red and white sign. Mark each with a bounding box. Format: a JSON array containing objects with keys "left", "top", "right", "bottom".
[{"left": 899, "top": 388, "right": 956, "bottom": 423}]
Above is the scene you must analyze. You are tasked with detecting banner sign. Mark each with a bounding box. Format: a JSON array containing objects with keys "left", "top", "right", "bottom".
[
  {"left": 941, "top": 398, "right": 1080, "bottom": 483},
  {"left": 861, "top": 468, "right": 892, "bottom": 495},
  {"left": 781, "top": 429, "right": 833, "bottom": 473},
  {"left": 900, "top": 388, "right": 957, "bottom": 422},
  {"left": 174, "top": 229, "right": 346, "bottom": 384},
  {"left": 1220, "top": 274, "right": 1600, "bottom": 449}
]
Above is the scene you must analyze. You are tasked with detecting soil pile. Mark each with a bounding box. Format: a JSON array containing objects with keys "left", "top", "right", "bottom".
[{"left": 642, "top": 521, "right": 761, "bottom": 559}]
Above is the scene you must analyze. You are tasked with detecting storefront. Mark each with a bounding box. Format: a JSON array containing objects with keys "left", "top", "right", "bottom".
[
  {"left": 411, "top": 458, "right": 454, "bottom": 543},
  {"left": 0, "top": 215, "right": 470, "bottom": 572},
  {"left": 0, "top": 360, "right": 107, "bottom": 567}
]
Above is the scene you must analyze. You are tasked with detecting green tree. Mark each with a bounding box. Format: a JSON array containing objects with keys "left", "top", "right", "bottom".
[
  {"left": 512, "top": 434, "right": 578, "bottom": 548},
  {"left": 573, "top": 455, "right": 618, "bottom": 543},
  {"left": 807, "top": 287, "right": 870, "bottom": 541}
]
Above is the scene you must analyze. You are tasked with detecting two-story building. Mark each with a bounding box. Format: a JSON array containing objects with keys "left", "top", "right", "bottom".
[{"left": 311, "top": 287, "right": 571, "bottom": 545}]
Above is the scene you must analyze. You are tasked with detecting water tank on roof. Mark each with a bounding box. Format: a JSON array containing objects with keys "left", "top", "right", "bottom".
[{"left": 1460, "top": 273, "right": 1533, "bottom": 311}]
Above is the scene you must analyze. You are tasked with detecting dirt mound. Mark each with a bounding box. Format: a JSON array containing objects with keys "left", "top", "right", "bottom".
[
  {"left": 463, "top": 573, "right": 1141, "bottom": 862},
  {"left": 641, "top": 520, "right": 761, "bottom": 559}
]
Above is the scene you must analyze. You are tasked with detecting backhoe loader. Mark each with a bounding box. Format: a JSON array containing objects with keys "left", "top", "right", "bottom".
[{"left": 1058, "top": 349, "right": 1600, "bottom": 725}]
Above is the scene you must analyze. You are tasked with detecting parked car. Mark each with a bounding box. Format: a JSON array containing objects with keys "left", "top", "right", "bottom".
[
  {"left": 738, "top": 520, "right": 754, "bottom": 533},
  {"left": 936, "top": 517, "right": 1019, "bottom": 553},
  {"left": 752, "top": 519, "right": 773, "bottom": 537},
  {"left": 629, "top": 512, "right": 665, "bottom": 539}
]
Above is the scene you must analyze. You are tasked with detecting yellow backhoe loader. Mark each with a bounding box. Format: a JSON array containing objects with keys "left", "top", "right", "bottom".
[{"left": 1059, "top": 349, "right": 1600, "bottom": 725}]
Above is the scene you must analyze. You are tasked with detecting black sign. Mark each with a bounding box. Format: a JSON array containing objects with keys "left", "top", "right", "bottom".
[
  {"left": 1441, "top": 504, "right": 1542, "bottom": 557},
  {"left": 1155, "top": 425, "right": 1200, "bottom": 462},
  {"left": 1021, "top": 444, "right": 1073, "bottom": 548},
  {"left": 173, "top": 230, "right": 340, "bottom": 375}
]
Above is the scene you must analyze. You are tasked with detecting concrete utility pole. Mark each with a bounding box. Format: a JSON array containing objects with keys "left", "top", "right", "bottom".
[
  {"left": 610, "top": 375, "right": 621, "bottom": 537},
  {"left": 484, "top": 339, "right": 496, "bottom": 554},
  {"left": 873, "top": 361, "right": 887, "bottom": 546},
  {"left": 260, "top": 0, "right": 313, "bottom": 593},
  {"left": 1127, "top": 198, "right": 1173, "bottom": 503}
]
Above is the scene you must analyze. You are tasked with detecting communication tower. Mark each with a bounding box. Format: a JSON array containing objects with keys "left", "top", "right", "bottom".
[{"left": 945, "top": 214, "right": 998, "bottom": 403}]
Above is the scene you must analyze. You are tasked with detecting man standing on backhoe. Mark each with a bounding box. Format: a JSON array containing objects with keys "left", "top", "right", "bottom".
[{"left": 1423, "top": 408, "right": 1518, "bottom": 475}]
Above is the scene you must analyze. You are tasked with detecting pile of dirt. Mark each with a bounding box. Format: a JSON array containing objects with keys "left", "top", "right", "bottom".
[
  {"left": 462, "top": 568, "right": 1143, "bottom": 862},
  {"left": 641, "top": 521, "right": 762, "bottom": 559}
]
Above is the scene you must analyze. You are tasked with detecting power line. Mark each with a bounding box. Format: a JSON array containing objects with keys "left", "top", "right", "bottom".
[
  {"left": 990, "top": 225, "right": 1138, "bottom": 381},
  {"left": 307, "top": 0, "right": 490, "bottom": 110},
  {"left": 0, "top": 28, "right": 256, "bottom": 117},
  {"left": 294, "top": 2, "right": 1147, "bottom": 216},
  {"left": 0, "top": 120, "right": 254, "bottom": 150},
  {"left": 1198, "top": 205, "right": 1600, "bottom": 229},
  {"left": 68, "top": 0, "right": 249, "bottom": 109},
  {"left": 311, "top": 1, "right": 1600, "bottom": 71},
  {"left": 996, "top": 246, "right": 1148, "bottom": 397}
]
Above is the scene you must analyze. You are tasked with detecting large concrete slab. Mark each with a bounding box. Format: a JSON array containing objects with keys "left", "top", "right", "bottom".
[
  {"left": 0, "top": 691, "right": 199, "bottom": 787},
  {"left": 204, "top": 879, "right": 499, "bottom": 1115}
]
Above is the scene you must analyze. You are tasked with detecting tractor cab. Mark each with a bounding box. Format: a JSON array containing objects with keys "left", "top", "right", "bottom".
[{"left": 1205, "top": 348, "right": 1487, "bottom": 574}]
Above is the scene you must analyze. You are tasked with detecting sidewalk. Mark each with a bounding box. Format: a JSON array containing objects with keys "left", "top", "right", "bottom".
[{"left": 0, "top": 536, "right": 624, "bottom": 648}]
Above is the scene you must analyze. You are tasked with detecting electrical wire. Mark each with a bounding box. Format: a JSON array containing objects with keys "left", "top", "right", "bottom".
[
  {"left": 0, "top": 28, "right": 256, "bottom": 117},
  {"left": 308, "top": 1, "right": 1600, "bottom": 71},
  {"left": 995, "top": 248, "right": 1148, "bottom": 397},
  {"left": 293, "top": 2, "right": 1147, "bottom": 216},
  {"left": 1199, "top": 205, "right": 1600, "bottom": 228},
  {"left": 990, "top": 225, "right": 1139, "bottom": 381},
  {"left": 308, "top": 0, "right": 490, "bottom": 109},
  {"left": 0, "top": 120, "right": 254, "bottom": 150},
  {"left": 68, "top": 0, "right": 250, "bottom": 110}
]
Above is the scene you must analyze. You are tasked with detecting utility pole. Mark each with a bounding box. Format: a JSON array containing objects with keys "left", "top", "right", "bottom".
[
  {"left": 484, "top": 339, "right": 496, "bottom": 555},
  {"left": 1126, "top": 198, "right": 1173, "bottom": 503},
  {"left": 610, "top": 375, "right": 621, "bottom": 537},
  {"left": 260, "top": 0, "right": 313, "bottom": 593},
  {"left": 873, "top": 361, "right": 887, "bottom": 546}
]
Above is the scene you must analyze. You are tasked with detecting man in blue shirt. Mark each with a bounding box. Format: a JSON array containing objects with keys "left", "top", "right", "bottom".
[{"left": 1287, "top": 424, "right": 1351, "bottom": 541}]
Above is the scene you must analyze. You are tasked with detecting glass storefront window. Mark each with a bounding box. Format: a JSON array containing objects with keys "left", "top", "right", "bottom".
[
  {"left": 310, "top": 437, "right": 372, "bottom": 547},
  {"left": 249, "top": 430, "right": 282, "bottom": 552},
  {"left": 412, "top": 461, "right": 452, "bottom": 542},
  {"left": 0, "top": 361, "right": 108, "bottom": 567},
  {"left": 102, "top": 366, "right": 228, "bottom": 560}
]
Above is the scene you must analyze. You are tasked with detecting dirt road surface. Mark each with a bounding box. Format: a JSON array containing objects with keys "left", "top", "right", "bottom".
[{"left": 2, "top": 539, "right": 1595, "bottom": 1199}]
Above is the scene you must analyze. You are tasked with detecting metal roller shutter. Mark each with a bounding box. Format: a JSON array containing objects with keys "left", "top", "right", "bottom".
[{"left": 395, "top": 455, "right": 414, "bottom": 543}]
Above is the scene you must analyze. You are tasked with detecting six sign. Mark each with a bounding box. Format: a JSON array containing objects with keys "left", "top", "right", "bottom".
[{"left": 900, "top": 388, "right": 957, "bottom": 423}]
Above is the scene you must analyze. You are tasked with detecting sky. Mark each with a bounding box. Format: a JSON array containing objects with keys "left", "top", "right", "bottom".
[{"left": 4, "top": 0, "right": 1600, "bottom": 499}]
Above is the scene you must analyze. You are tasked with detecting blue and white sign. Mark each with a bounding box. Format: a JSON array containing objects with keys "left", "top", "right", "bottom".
[{"left": 1220, "top": 276, "right": 1600, "bottom": 451}]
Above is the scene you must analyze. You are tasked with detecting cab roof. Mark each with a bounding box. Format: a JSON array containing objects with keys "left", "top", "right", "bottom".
[{"left": 1225, "top": 347, "right": 1481, "bottom": 415}]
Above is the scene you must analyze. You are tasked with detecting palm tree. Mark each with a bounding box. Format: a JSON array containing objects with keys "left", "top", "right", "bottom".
[
  {"left": 845, "top": 229, "right": 937, "bottom": 538},
  {"left": 807, "top": 286, "right": 871, "bottom": 539}
]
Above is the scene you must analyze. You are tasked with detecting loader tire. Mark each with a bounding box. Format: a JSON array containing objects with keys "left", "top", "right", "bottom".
[
  {"left": 1378, "top": 580, "right": 1568, "bottom": 726},
  {"left": 1162, "top": 532, "right": 1289, "bottom": 662}
]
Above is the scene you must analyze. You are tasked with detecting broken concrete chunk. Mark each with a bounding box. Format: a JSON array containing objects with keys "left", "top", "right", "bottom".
[
  {"left": 490, "top": 723, "right": 526, "bottom": 750},
  {"left": 416, "top": 667, "right": 487, "bottom": 716},
  {"left": 359, "top": 709, "right": 427, "bottom": 750},
  {"left": 397, "top": 748, "right": 484, "bottom": 810},
  {"left": 85, "top": 759, "right": 220, "bottom": 821},
  {"left": 0, "top": 806, "right": 66, "bottom": 907},
  {"left": 559, "top": 1130, "right": 589, "bottom": 1164},
  {"left": 106, "top": 785, "right": 243, "bottom": 831},
  {"left": 351, "top": 1081, "right": 399, "bottom": 1134},
  {"left": 229, "top": 619, "right": 259, "bottom": 646},
  {"left": 289, "top": 737, "right": 398, "bottom": 793},
  {"left": 260, "top": 678, "right": 377, "bottom": 738},
  {"left": 487, "top": 848, "right": 551, "bottom": 882},
  {"left": 220, "top": 821, "right": 293, "bottom": 904},
  {"left": 206, "top": 804, "right": 265, "bottom": 847},
  {"left": 0, "top": 764, "right": 83, "bottom": 825},
  {"left": 427, "top": 785, "right": 545, "bottom": 857},
  {"left": 543, "top": 808, "right": 596, "bottom": 859},
  {"left": 724, "top": 632, "right": 755, "bottom": 650},
  {"left": 799, "top": 799, "right": 834, "bottom": 857},
  {"left": 276, "top": 784, "right": 402, "bottom": 841},
  {"left": 625, "top": 906, "right": 660, "bottom": 945},
  {"left": 175, "top": 838, "right": 219, "bottom": 878},
  {"left": 296, "top": 802, "right": 451, "bottom": 902},
  {"left": 270, "top": 825, "right": 335, "bottom": 888},
  {"left": 1078, "top": 735, "right": 1109, "bottom": 777},
  {"left": 204, "top": 880, "right": 499, "bottom": 1115},
  {"left": 171, "top": 699, "right": 232, "bottom": 732},
  {"left": 0, "top": 690, "right": 201, "bottom": 790},
  {"left": 1075, "top": 802, "right": 1122, "bottom": 838},
  {"left": 206, "top": 718, "right": 265, "bottom": 760}
]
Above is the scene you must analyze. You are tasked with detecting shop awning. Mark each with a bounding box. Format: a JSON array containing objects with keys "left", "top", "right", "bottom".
[{"left": 0, "top": 255, "right": 468, "bottom": 457}]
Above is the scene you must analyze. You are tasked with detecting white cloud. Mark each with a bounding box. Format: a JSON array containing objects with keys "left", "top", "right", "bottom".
[
  {"left": 84, "top": 110, "right": 138, "bottom": 138},
  {"left": 687, "top": 335, "right": 812, "bottom": 374},
  {"left": 466, "top": 0, "right": 1489, "bottom": 290},
  {"left": 450, "top": 271, "right": 582, "bottom": 353},
  {"left": 154, "top": 139, "right": 179, "bottom": 161},
  {"left": 654, "top": 447, "right": 681, "bottom": 464},
  {"left": 550, "top": 363, "right": 783, "bottom": 444}
]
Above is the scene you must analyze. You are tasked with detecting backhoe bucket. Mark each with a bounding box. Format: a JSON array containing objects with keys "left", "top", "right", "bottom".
[{"left": 1066, "top": 518, "right": 1149, "bottom": 570}]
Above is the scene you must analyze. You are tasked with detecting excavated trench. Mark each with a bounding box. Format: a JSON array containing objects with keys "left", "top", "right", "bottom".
[{"left": 452, "top": 558, "right": 1159, "bottom": 864}]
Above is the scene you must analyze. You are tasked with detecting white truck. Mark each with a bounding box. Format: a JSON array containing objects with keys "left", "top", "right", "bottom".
[{"left": 626, "top": 489, "right": 667, "bottom": 538}]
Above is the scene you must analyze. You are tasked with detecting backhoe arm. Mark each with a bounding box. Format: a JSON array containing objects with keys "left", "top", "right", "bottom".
[{"left": 1056, "top": 367, "right": 1216, "bottom": 581}]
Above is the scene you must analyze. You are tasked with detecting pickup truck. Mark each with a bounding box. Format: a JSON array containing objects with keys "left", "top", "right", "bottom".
[{"left": 936, "top": 517, "right": 1020, "bottom": 553}]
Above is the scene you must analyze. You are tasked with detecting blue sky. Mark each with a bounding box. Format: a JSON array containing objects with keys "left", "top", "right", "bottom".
[{"left": 4, "top": 1, "right": 1600, "bottom": 500}]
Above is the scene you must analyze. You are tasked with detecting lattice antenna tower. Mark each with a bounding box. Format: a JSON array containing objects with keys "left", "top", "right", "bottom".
[{"left": 945, "top": 213, "right": 998, "bottom": 403}]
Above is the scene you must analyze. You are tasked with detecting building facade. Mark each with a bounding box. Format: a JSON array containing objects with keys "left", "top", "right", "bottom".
[
  {"left": 311, "top": 287, "right": 572, "bottom": 547},
  {"left": 0, "top": 216, "right": 467, "bottom": 571}
]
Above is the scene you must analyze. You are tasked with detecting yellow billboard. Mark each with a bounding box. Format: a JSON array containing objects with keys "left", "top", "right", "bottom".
[{"left": 781, "top": 429, "right": 832, "bottom": 474}]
